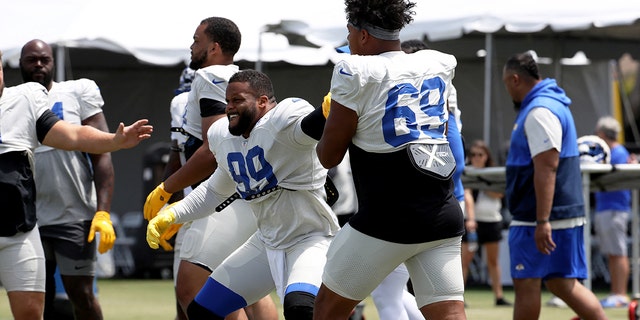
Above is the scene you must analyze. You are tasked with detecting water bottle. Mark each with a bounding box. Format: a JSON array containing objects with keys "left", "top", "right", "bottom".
[{"left": 467, "top": 231, "right": 478, "bottom": 252}]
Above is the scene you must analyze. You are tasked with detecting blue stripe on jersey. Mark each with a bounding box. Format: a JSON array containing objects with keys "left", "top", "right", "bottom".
[
  {"left": 194, "top": 278, "right": 247, "bottom": 317},
  {"left": 285, "top": 282, "right": 319, "bottom": 296}
]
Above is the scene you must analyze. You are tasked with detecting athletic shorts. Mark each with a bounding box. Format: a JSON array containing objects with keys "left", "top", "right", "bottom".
[
  {"left": 509, "top": 225, "right": 587, "bottom": 280},
  {"left": 0, "top": 228, "right": 45, "bottom": 292},
  {"left": 462, "top": 221, "right": 503, "bottom": 244},
  {"left": 202, "top": 233, "right": 331, "bottom": 308},
  {"left": 179, "top": 200, "right": 257, "bottom": 271},
  {"left": 322, "top": 224, "right": 464, "bottom": 308},
  {"left": 40, "top": 221, "right": 96, "bottom": 276},
  {"left": 594, "top": 210, "right": 629, "bottom": 256}
]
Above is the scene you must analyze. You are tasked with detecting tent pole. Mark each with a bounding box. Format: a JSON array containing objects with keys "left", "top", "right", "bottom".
[
  {"left": 632, "top": 189, "right": 639, "bottom": 299},
  {"left": 56, "top": 44, "right": 65, "bottom": 82},
  {"left": 483, "top": 33, "right": 493, "bottom": 146},
  {"left": 583, "top": 171, "right": 592, "bottom": 290}
]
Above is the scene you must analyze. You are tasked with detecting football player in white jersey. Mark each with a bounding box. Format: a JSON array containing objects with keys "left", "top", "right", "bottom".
[
  {"left": 19, "top": 39, "right": 116, "bottom": 320},
  {"left": 314, "top": 0, "right": 467, "bottom": 319},
  {"left": 146, "top": 70, "right": 340, "bottom": 320},
  {"left": 143, "top": 17, "right": 277, "bottom": 320},
  {"left": 0, "top": 50, "right": 152, "bottom": 320},
  {"left": 161, "top": 66, "right": 194, "bottom": 320}
]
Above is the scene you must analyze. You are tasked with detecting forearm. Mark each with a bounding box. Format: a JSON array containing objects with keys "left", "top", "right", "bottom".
[
  {"left": 44, "top": 122, "right": 119, "bottom": 153},
  {"left": 534, "top": 167, "right": 555, "bottom": 221},
  {"left": 316, "top": 102, "right": 356, "bottom": 168},
  {"left": 164, "top": 145, "right": 216, "bottom": 193},
  {"left": 163, "top": 141, "right": 184, "bottom": 180},
  {"left": 172, "top": 174, "right": 230, "bottom": 223},
  {"left": 90, "top": 153, "right": 115, "bottom": 212},
  {"left": 463, "top": 189, "right": 475, "bottom": 221},
  {"left": 485, "top": 190, "right": 503, "bottom": 199}
]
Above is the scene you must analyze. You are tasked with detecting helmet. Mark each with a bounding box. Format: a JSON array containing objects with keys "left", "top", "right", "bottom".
[
  {"left": 577, "top": 135, "right": 610, "bottom": 164},
  {"left": 175, "top": 67, "right": 196, "bottom": 95}
]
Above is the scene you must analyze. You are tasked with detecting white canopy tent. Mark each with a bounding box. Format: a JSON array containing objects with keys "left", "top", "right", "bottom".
[
  {"left": 3, "top": 0, "right": 640, "bottom": 66},
  {"left": 3, "top": 0, "right": 640, "bottom": 148}
]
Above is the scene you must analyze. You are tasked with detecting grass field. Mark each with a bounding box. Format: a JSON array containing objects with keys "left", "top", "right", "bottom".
[{"left": 0, "top": 279, "right": 632, "bottom": 319}]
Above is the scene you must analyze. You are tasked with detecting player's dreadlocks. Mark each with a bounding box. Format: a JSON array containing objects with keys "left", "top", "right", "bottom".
[{"left": 344, "top": 0, "right": 416, "bottom": 32}]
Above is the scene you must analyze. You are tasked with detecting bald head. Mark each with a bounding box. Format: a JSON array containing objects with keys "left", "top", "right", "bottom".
[{"left": 20, "top": 39, "right": 55, "bottom": 90}]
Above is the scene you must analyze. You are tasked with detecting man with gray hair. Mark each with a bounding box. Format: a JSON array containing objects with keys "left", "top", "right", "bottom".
[{"left": 594, "top": 116, "right": 634, "bottom": 308}]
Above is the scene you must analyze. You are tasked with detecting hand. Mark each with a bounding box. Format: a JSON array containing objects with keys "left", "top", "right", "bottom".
[
  {"left": 158, "top": 223, "right": 182, "bottom": 251},
  {"left": 88, "top": 211, "right": 116, "bottom": 254},
  {"left": 144, "top": 182, "right": 173, "bottom": 220},
  {"left": 465, "top": 219, "right": 477, "bottom": 232},
  {"left": 147, "top": 208, "right": 177, "bottom": 249},
  {"left": 534, "top": 222, "right": 556, "bottom": 255},
  {"left": 322, "top": 92, "right": 331, "bottom": 118},
  {"left": 114, "top": 119, "right": 153, "bottom": 149}
]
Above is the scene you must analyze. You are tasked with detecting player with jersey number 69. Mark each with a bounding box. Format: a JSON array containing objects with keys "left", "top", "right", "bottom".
[{"left": 314, "top": 0, "right": 466, "bottom": 319}]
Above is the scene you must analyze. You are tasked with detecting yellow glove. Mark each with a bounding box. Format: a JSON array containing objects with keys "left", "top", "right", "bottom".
[
  {"left": 158, "top": 223, "right": 182, "bottom": 251},
  {"left": 147, "top": 208, "right": 177, "bottom": 249},
  {"left": 88, "top": 211, "right": 116, "bottom": 254},
  {"left": 322, "top": 92, "right": 331, "bottom": 118},
  {"left": 144, "top": 182, "right": 173, "bottom": 220}
]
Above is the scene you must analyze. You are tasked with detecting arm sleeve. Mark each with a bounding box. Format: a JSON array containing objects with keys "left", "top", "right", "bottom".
[
  {"left": 200, "top": 98, "right": 227, "bottom": 117},
  {"left": 36, "top": 110, "right": 61, "bottom": 143},
  {"left": 524, "top": 107, "right": 562, "bottom": 157},
  {"left": 76, "top": 79, "right": 104, "bottom": 119},
  {"left": 299, "top": 106, "right": 326, "bottom": 140},
  {"left": 172, "top": 169, "right": 236, "bottom": 223},
  {"left": 330, "top": 60, "right": 362, "bottom": 115}
]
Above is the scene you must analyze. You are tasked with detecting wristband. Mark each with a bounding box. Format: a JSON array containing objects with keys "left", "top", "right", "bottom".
[{"left": 536, "top": 219, "right": 549, "bottom": 225}]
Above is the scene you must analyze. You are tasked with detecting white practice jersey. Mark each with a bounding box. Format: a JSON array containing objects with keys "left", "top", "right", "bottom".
[
  {"left": 182, "top": 64, "right": 239, "bottom": 139},
  {"left": 169, "top": 91, "right": 192, "bottom": 195},
  {"left": 170, "top": 92, "right": 189, "bottom": 149},
  {"left": 330, "top": 50, "right": 457, "bottom": 153},
  {"left": 174, "top": 98, "right": 339, "bottom": 248},
  {"left": 35, "top": 79, "right": 104, "bottom": 225},
  {"left": 0, "top": 82, "right": 50, "bottom": 157}
]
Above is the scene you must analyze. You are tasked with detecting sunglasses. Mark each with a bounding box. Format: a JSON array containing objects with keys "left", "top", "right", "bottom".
[{"left": 470, "top": 152, "right": 485, "bottom": 157}]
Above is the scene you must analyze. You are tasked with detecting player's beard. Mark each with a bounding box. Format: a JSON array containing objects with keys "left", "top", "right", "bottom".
[
  {"left": 512, "top": 100, "right": 522, "bottom": 111},
  {"left": 228, "top": 107, "right": 257, "bottom": 137},
  {"left": 20, "top": 67, "right": 52, "bottom": 89},
  {"left": 189, "top": 51, "right": 207, "bottom": 70}
]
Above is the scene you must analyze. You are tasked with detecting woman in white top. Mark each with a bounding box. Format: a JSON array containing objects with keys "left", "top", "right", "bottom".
[{"left": 462, "top": 140, "right": 511, "bottom": 306}]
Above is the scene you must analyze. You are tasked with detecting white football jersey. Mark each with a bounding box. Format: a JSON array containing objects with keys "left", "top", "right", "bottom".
[
  {"left": 36, "top": 80, "right": 103, "bottom": 153},
  {"left": 330, "top": 50, "right": 457, "bottom": 153},
  {"left": 0, "top": 82, "right": 50, "bottom": 157},
  {"left": 174, "top": 98, "right": 339, "bottom": 248},
  {"left": 170, "top": 91, "right": 189, "bottom": 147},
  {"left": 35, "top": 79, "right": 104, "bottom": 225},
  {"left": 182, "top": 64, "right": 239, "bottom": 139}
]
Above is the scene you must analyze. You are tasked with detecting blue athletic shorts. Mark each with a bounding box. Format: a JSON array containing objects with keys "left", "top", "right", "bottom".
[{"left": 509, "top": 225, "right": 587, "bottom": 280}]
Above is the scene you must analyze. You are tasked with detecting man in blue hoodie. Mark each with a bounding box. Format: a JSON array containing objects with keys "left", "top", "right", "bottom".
[{"left": 502, "top": 52, "right": 607, "bottom": 320}]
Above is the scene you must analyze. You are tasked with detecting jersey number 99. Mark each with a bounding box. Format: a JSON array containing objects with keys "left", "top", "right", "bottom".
[{"left": 227, "top": 145, "right": 278, "bottom": 199}]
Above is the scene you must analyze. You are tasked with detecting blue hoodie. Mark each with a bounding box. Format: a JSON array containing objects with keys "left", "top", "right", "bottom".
[{"left": 505, "top": 78, "right": 584, "bottom": 222}]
